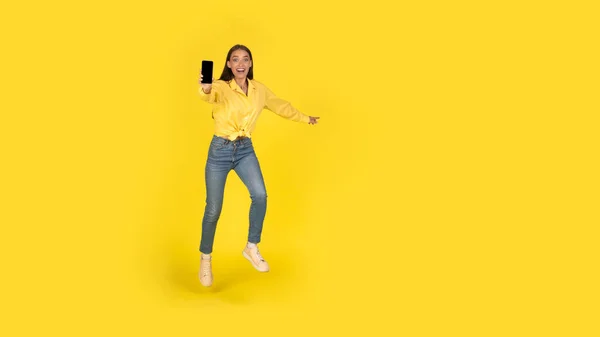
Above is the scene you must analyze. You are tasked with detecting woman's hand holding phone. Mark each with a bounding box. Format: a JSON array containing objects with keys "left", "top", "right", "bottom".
[{"left": 199, "top": 71, "right": 214, "bottom": 94}]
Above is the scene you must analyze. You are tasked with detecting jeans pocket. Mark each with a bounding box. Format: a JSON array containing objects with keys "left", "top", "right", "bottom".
[
  {"left": 211, "top": 137, "right": 228, "bottom": 150},
  {"left": 240, "top": 138, "right": 252, "bottom": 148}
]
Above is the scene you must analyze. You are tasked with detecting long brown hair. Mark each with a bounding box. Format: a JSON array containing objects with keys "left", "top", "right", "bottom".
[{"left": 219, "top": 44, "right": 254, "bottom": 81}]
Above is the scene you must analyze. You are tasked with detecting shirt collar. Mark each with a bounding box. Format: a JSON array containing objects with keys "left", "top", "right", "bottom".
[{"left": 229, "top": 79, "right": 255, "bottom": 93}]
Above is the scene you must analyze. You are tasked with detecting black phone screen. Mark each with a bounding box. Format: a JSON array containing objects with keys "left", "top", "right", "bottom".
[{"left": 201, "top": 60, "right": 213, "bottom": 83}]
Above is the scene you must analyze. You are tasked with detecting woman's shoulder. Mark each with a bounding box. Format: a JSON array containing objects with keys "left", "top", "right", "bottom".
[
  {"left": 209, "top": 80, "right": 231, "bottom": 92},
  {"left": 212, "top": 79, "right": 227, "bottom": 87},
  {"left": 250, "top": 79, "right": 268, "bottom": 90}
]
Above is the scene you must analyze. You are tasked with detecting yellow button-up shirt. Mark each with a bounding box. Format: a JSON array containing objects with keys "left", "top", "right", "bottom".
[{"left": 198, "top": 79, "right": 311, "bottom": 141}]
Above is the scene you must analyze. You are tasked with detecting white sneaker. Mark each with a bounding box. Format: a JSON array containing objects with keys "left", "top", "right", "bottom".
[
  {"left": 199, "top": 254, "right": 213, "bottom": 286},
  {"left": 243, "top": 244, "right": 269, "bottom": 272}
]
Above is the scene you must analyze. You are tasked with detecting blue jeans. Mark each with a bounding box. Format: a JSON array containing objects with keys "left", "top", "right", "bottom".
[{"left": 199, "top": 135, "right": 267, "bottom": 254}]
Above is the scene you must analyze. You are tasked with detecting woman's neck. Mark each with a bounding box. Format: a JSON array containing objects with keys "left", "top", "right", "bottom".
[{"left": 234, "top": 78, "right": 247, "bottom": 88}]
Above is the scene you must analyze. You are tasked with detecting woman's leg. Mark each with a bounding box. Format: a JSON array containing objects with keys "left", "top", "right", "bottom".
[
  {"left": 199, "top": 168, "right": 229, "bottom": 254},
  {"left": 199, "top": 137, "right": 233, "bottom": 254},
  {"left": 232, "top": 138, "right": 269, "bottom": 272},
  {"left": 233, "top": 143, "right": 267, "bottom": 245}
]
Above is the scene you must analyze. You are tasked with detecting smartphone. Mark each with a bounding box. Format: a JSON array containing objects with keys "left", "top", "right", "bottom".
[{"left": 201, "top": 60, "right": 213, "bottom": 84}]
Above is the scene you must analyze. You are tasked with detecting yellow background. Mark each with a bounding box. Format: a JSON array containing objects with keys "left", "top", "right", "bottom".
[{"left": 1, "top": 0, "right": 598, "bottom": 335}]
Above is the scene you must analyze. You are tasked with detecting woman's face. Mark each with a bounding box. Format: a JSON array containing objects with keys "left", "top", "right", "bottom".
[{"left": 227, "top": 49, "right": 252, "bottom": 80}]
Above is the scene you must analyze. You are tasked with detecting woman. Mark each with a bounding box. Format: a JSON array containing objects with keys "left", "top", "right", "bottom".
[{"left": 197, "top": 44, "right": 319, "bottom": 287}]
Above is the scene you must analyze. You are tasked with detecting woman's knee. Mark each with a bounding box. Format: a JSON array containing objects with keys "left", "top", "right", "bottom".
[
  {"left": 251, "top": 190, "right": 267, "bottom": 202},
  {"left": 204, "top": 201, "right": 223, "bottom": 219}
]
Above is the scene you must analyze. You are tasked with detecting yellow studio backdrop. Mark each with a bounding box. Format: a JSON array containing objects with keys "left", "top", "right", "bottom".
[{"left": 1, "top": 0, "right": 598, "bottom": 336}]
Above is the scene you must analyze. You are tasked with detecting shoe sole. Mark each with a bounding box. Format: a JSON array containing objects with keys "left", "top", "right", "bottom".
[{"left": 242, "top": 251, "right": 269, "bottom": 272}]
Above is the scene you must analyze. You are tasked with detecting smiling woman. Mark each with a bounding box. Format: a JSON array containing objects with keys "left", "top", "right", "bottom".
[
  {"left": 196, "top": 44, "right": 320, "bottom": 287},
  {"left": 218, "top": 45, "right": 254, "bottom": 94}
]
